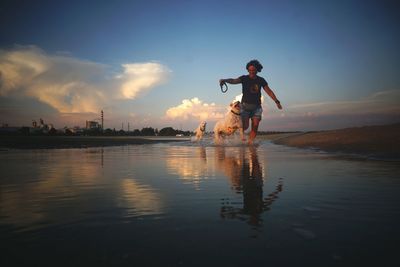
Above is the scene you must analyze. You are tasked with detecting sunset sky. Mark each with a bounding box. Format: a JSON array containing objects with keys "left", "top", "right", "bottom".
[{"left": 0, "top": 0, "right": 399, "bottom": 131}]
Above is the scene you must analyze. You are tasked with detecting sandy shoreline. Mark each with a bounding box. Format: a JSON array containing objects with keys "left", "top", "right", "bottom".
[
  {"left": 262, "top": 123, "right": 400, "bottom": 160},
  {"left": 0, "top": 136, "right": 191, "bottom": 149}
]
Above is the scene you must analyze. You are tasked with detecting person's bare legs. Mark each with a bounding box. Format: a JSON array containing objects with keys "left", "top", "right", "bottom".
[
  {"left": 242, "top": 117, "right": 249, "bottom": 131},
  {"left": 242, "top": 117, "right": 250, "bottom": 142},
  {"left": 248, "top": 117, "right": 260, "bottom": 145}
]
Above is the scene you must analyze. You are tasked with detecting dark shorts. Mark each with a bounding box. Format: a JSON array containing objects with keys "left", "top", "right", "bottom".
[{"left": 241, "top": 103, "right": 262, "bottom": 120}]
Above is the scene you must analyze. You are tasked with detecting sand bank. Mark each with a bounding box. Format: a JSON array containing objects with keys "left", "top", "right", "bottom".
[{"left": 262, "top": 123, "right": 400, "bottom": 159}]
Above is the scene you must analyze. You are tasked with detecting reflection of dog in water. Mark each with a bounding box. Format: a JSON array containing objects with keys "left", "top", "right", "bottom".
[
  {"left": 214, "top": 101, "right": 244, "bottom": 144},
  {"left": 218, "top": 146, "right": 284, "bottom": 226},
  {"left": 214, "top": 146, "right": 243, "bottom": 191},
  {"left": 194, "top": 121, "right": 207, "bottom": 141}
]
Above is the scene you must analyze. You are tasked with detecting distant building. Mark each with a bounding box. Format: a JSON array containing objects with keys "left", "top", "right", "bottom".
[
  {"left": 30, "top": 118, "right": 55, "bottom": 134},
  {"left": 64, "top": 126, "right": 84, "bottom": 135},
  {"left": 86, "top": 120, "right": 101, "bottom": 129}
]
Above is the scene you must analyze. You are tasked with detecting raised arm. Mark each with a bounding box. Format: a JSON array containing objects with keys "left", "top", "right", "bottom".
[{"left": 263, "top": 84, "right": 282, "bottom": 109}]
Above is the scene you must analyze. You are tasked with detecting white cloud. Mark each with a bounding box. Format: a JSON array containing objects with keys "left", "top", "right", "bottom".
[
  {"left": 117, "top": 62, "right": 171, "bottom": 99},
  {"left": 234, "top": 94, "right": 242, "bottom": 103},
  {"left": 165, "top": 97, "right": 224, "bottom": 121},
  {"left": 0, "top": 45, "right": 171, "bottom": 114}
]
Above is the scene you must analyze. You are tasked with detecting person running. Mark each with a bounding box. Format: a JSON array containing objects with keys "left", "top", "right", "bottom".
[{"left": 219, "top": 59, "right": 282, "bottom": 144}]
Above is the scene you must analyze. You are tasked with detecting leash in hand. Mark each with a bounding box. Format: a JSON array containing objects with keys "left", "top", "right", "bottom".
[{"left": 220, "top": 82, "right": 228, "bottom": 93}]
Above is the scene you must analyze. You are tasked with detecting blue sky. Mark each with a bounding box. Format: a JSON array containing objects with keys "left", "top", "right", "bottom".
[{"left": 0, "top": 0, "right": 399, "bottom": 131}]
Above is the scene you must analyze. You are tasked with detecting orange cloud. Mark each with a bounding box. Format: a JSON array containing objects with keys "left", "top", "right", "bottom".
[{"left": 0, "top": 46, "right": 171, "bottom": 114}]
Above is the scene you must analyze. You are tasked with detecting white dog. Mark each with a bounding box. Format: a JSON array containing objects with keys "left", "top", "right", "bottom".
[
  {"left": 214, "top": 101, "right": 245, "bottom": 144},
  {"left": 194, "top": 121, "right": 207, "bottom": 141}
]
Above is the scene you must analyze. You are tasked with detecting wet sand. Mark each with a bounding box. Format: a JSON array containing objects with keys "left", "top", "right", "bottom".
[
  {"left": 0, "top": 136, "right": 190, "bottom": 149},
  {"left": 262, "top": 123, "right": 400, "bottom": 159}
]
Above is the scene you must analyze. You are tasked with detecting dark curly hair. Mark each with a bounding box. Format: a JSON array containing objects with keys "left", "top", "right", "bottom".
[{"left": 246, "top": 59, "right": 263, "bottom": 72}]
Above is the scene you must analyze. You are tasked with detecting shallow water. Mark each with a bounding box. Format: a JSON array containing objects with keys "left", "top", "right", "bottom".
[{"left": 1, "top": 140, "right": 399, "bottom": 266}]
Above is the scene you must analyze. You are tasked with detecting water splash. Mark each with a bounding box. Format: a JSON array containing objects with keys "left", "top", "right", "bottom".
[{"left": 188, "top": 134, "right": 260, "bottom": 147}]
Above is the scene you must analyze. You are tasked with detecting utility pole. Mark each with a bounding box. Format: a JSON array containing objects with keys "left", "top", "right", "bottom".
[{"left": 101, "top": 110, "right": 104, "bottom": 131}]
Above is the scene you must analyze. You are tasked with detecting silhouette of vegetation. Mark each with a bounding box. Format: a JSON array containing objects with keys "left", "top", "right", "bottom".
[
  {"left": 1, "top": 125, "right": 192, "bottom": 137},
  {"left": 159, "top": 127, "right": 176, "bottom": 136}
]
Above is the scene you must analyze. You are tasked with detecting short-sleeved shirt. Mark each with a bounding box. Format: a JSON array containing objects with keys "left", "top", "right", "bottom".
[{"left": 239, "top": 75, "right": 268, "bottom": 105}]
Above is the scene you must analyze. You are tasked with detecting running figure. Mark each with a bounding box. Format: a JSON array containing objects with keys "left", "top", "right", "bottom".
[{"left": 219, "top": 59, "right": 282, "bottom": 144}]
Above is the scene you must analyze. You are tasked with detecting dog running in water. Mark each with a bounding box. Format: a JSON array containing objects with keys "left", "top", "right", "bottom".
[
  {"left": 214, "top": 101, "right": 244, "bottom": 144},
  {"left": 194, "top": 121, "right": 207, "bottom": 141}
]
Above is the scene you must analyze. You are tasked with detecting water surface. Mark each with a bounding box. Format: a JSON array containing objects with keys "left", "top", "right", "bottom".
[{"left": 1, "top": 141, "right": 399, "bottom": 266}]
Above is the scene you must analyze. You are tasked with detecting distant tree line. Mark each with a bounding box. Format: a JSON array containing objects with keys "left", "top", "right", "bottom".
[
  {"left": 102, "top": 127, "right": 192, "bottom": 136},
  {"left": 0, "top": 126, "right": 193, "bottom": 136}
]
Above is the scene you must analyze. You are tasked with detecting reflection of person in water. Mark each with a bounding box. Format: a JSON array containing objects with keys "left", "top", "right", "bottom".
[
  {"left": 242, "top": 146, "right": 264, "bottom": 223},
  {"left": 219, "top": 146, "right": 283, "bottom": 226}
]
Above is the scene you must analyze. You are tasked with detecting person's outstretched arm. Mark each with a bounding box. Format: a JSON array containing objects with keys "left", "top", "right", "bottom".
[
  {"left": 219, "top": 78, "right": 241, "bottom": 86},
  {"left": 263, "top": 84, "right": 282, "bottom": 109}
]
